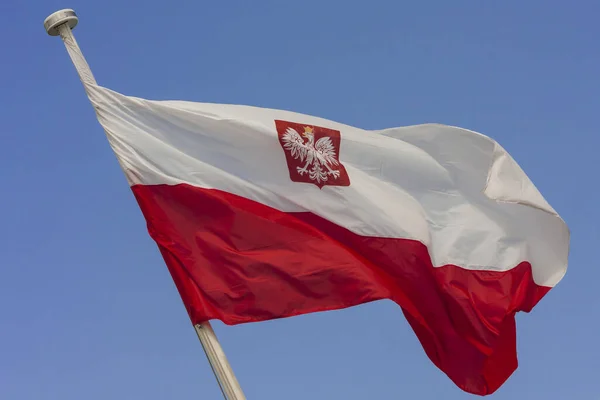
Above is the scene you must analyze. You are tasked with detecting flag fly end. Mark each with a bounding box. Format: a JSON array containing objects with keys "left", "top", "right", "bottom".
[{"left": 44, "top": 9, "right": 78, "bottom": 36}]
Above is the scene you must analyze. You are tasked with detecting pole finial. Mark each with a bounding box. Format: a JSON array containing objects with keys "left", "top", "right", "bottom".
[{"left": 44, "top": 9, "right": 78, "bottom": 36}]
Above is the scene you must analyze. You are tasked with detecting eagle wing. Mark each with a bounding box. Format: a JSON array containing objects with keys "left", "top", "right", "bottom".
[
  {"left": 281, "top": 127, "right": 308, "bottom": 161},
  {"left": 314, "top": 136, "right": 339, "bottom": 166}
]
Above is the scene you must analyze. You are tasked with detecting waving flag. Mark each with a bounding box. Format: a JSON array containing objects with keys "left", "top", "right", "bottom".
[{"left": 87, "top": 83, "right": 569, "bottom": 395}]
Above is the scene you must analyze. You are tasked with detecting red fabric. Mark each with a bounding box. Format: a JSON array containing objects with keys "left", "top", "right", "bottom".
[{"left": 132, "top": 183, "right": 550, "bottom": 395}]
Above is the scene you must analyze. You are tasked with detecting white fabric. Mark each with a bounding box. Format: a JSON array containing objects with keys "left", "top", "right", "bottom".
[{"left": 86, "top": 83, "right": 569, "bottom": 287}]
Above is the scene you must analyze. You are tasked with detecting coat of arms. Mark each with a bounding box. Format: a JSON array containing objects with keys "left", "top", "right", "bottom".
[{"left": 275, "top": 120, "right": 350, "bottom": 188}]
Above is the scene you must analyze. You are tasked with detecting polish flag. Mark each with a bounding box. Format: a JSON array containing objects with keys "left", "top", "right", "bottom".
[{"left": 88, "top": 83, "right": 569, "bottom": 395}]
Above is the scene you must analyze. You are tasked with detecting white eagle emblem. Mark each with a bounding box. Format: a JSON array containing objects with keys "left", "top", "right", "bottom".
[{"left": 280, "top": 126, "right": 341, "bottom": 184}]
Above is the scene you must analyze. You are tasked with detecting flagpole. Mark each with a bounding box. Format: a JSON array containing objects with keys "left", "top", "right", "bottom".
[{"left": 43, "top": 9, "right": 246, "bottom": 400}]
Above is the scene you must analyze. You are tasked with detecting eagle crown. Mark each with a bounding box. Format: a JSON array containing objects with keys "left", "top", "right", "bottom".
[{"left": 302, "top": 126, "right": 315, "bottom": 141}]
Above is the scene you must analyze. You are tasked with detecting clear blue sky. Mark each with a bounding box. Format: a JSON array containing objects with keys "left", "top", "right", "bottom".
[{"left": 1, "top": 1, "right": 598, "bottom": 398}]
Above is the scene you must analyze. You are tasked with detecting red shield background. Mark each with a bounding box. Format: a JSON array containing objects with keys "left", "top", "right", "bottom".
[{"left": 275, "top": 119, "right": 350, "bottom": 188}]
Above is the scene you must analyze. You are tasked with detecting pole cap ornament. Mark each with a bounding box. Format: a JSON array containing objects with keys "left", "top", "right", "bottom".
[{"left": 44, "top": 9, "right": 78, "bottom": 36}]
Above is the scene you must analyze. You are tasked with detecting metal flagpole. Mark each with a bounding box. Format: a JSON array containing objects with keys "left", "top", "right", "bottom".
[{"left": 43, "top": 9, "right": 246, "bottom": 400}]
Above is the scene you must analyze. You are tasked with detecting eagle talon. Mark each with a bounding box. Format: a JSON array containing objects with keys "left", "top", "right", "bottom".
[{"left": 297, "top": 166, "right": 308, "bottom": 175}]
